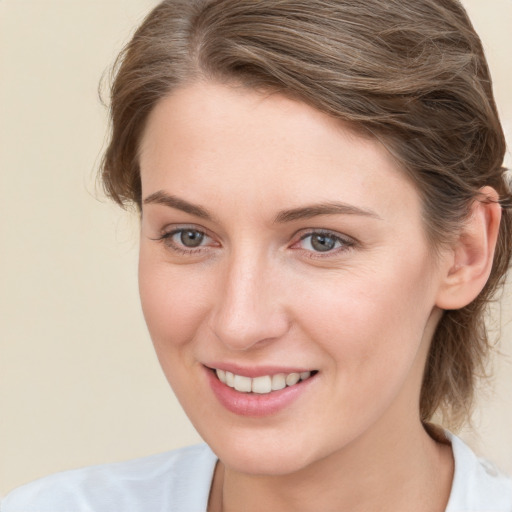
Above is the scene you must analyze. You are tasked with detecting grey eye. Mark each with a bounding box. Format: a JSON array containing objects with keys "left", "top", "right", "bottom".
[
  {"left": 178, "top": 230, "right": 205, "bottom": 247},
  {"left": 309, "top": 233, "right": 337, "bottom": 252},
  {"left": 297, "top": 231, "right": 350, "bottom": 254}
]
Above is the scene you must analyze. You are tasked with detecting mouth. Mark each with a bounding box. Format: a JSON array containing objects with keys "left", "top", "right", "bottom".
[
  {"left": 211, "top": 368, "right": 318, "bottom": 394},
  {"left": 205, "top": 365, "right": 319, "bottom": 416}
]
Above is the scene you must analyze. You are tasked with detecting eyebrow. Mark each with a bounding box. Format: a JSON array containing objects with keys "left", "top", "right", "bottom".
[
  {"left": 143, "top": 191, "right": 216, "bottom": 221},
  {"left": 273, "top": 202, "right": 382, "bottom": 223},
  {"left": 143, "top": 191, "right": 381, "bottom": 223}
]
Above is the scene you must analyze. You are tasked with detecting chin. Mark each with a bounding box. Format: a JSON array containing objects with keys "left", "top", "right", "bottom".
[
  {"left": 223, "top": 448, "right": 315, "bottom": 476},
  {"left": 201, "top": 427, "right": 324, "bottom": 476}
]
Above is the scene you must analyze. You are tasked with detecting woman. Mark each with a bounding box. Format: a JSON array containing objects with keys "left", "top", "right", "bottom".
[{"left": 2, "top": 0, "right": 511, "bottom": 510}]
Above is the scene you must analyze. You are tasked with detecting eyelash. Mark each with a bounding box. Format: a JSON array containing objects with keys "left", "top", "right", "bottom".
[
  {"left": 294, "top": 230, "right": 355, "bottom": 258},
  {"left": 154, "top": 227, "right": 356, "bottom": 258},
  {"left": 154, "top": 227, "right": 213, "bottom": 255}
]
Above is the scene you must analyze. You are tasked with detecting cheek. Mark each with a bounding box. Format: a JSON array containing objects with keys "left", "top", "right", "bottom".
[
  {"left": 138, "top": 248, "right": 212, "bottom": 352},
  {"left": 291, "top": 256, "right": 436, "bottom": 372}
]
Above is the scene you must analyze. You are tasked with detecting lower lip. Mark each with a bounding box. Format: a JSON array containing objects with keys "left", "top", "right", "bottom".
[{"left": 205, "top": 368, "right": 316, "bottom": 417}]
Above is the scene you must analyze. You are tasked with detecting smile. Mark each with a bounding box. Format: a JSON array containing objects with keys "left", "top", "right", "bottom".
[
  {"left": 206, "top": 365, "right": 319, "bottom": 416},
  {"left": 215, "top": 369, "right": 315, "bottom": 394}
]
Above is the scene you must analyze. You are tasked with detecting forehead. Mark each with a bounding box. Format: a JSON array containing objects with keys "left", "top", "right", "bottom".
[{"left": 139, "top": 81, "right": 421, "bottom": 224}]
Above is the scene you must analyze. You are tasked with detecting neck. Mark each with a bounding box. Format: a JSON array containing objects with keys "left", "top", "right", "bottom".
[{"left": 209, "top": 418, "right": 453, "bottom": 512}]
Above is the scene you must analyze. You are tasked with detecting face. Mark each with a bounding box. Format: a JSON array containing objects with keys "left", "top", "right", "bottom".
[{"left": 138, "top": 81, "right": 447, "bottom": 475}]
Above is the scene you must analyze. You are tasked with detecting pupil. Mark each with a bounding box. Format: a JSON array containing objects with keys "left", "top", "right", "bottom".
[
  {"left": 180, "top": 230, "right": 204, "bottom": 247},
  {"left": 311, "top": 234, "right": 335, "bottom": 252}
]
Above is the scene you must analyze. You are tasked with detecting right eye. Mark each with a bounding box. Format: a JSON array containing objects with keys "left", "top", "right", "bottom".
[
  {"left": 156, "top": 227, "right": 217, "bottom": 254},
  {"left": 171, "top": 229, "right": 206, "bottom": 248}
]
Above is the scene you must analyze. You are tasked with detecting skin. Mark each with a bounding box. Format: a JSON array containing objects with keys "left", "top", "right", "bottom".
[{"left": 137, "top": 81, "right": 499, "bottom": 511}]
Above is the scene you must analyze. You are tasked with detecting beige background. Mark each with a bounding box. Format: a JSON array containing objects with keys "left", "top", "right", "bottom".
[{"left": 0, "top": 0, "right": 511, "bottom": 498}]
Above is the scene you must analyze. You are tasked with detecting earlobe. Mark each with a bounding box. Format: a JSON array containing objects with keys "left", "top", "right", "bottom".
[{"left": 435, "top": 186, "right": 502, "bottom": 310}]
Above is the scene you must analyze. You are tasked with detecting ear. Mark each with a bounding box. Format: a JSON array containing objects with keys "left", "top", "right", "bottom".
[{"left": 435, "top": 186, "right": 502, "bottom": 310}]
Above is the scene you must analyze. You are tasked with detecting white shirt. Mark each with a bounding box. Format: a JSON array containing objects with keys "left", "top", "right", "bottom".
[{"left": 2, "top": 434, "right": 511, "bottom": 512}]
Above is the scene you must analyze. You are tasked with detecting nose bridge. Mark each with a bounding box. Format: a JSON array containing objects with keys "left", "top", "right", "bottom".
[{"left": 210, "top": 244, "right": 289, "bottom": 350}]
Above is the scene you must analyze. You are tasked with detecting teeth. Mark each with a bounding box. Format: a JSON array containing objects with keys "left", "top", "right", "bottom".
[
  {"left": 271, "top": 373, "right": 286, "bottom": 391},
  {"left": 252, "top": 375, "right": 272, "bottom": 394},
  {"left": 285, "top": 373, "right": 300, "bottom": 386},
  {"left": 234, "top": 375, "right": 252, "bottom": 393},
  {"left": 216, "top": 369, "right": 314, "bottom": 394}
]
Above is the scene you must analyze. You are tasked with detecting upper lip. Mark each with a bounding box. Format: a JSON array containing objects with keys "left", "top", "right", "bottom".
[{"left": 204, "top": 362, "right": 315, "bottom": 378}]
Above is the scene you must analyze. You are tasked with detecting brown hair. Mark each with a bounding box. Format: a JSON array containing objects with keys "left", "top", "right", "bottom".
[{"left": 101, "top": 0, "right": 511, "bottom": 428}]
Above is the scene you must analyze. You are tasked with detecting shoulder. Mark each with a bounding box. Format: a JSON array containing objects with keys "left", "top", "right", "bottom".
[
  {"left": 1, "top": 444, "right": 217, "bottom": 512},
  {"left": 446, "top": 432, "right": 512, "bottom": 512}
]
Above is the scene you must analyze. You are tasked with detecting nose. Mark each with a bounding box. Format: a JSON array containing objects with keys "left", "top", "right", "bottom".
[{"left": 209, "top": 250, "right": 291, "bottom": 351}]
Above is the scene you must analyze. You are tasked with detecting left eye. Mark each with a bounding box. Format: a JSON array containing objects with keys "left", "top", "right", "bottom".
[{"left": 297, "top": 232, "right": 349, "bottom": 253}]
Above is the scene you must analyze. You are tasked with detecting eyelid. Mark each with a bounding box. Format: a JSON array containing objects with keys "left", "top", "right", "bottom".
[
  {"left": 290, "top": 228, "right": 357, "bottom": 256},
  {"left": 293, "top": 228, "right": 355, "bottom": 243},
  {"left": 153, "top": 224, "right": 219, "bottom": 253},
  {"left": 155, "top": 222, "right": 213, "bottom": 238}
]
